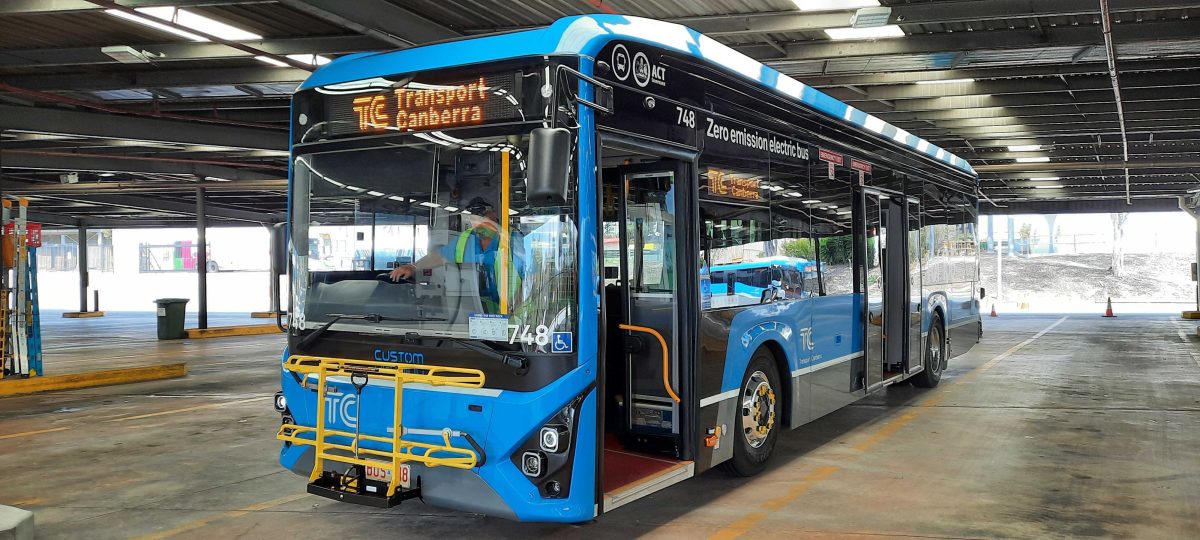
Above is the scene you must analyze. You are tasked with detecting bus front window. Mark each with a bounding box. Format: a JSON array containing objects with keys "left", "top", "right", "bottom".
[{"left": 290, "top": 132, "right": 578, "bottom": 349}]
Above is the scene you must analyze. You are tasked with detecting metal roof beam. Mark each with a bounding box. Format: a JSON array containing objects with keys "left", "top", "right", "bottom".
[
  {"left": 739, "top": 20, "right": 1200, "bottom": 61},
  {"left": 874, "top": 99, "right": 1200, "bottom": 121},
  {"left": 44, "top": 193, "right": 276, "bottom": 223},
  {"left": 0, "top": 105, "right": 287, "bottom": 151},
  {"left": 0, "top": 0, "right": 267, "bottom": 14},
  {"left": 853, "top": 86, "right": 1200, "bottom": 113},
  {"left": 277, "top": 0, "right": 459, "bottom": 47},
  {"left": 895, "top": 110, "right": 1200, "bottom": 129},
  {"left": 0, "top": 67, "right": 309, "bottom": 92},
  {"left": 1, "top": 151, "right": 281, "bottom": 181},
  {"left": 0, "top": 35, "right": 380, "bottom": 68},
  {"left": 979, "top": 197, "right": 1183, "bottom": 215},
  {"left": 821, "top": 72, "right": 1199, "bottom": 102},
  {"left": 794, "top": 59, "right": 1200, "bottom": 87},
  {"left": 975, "top": 158, "right": 1200, "bottom": 173},
  {"left": 681, "top": 0, "right": 1200, "bottom": 36}
]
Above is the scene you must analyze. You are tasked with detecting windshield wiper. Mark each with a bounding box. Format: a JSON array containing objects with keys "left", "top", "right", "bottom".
[
  {"left": 402, "top": 332, "right": 529, "bottom": 375},
  {"left": 297, "top": 313, "right": 445, "bottom": 350}
]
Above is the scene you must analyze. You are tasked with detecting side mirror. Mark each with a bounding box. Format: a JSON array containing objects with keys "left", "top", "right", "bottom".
[
  {"left": 270, "top": 222, "right": 287, "bottom": 276},
  {"left": 526, "top": 127, "right": 571, "bottom": 206},
  {"left": 979, "top": 287, "right": 986, "bottom": 299}
]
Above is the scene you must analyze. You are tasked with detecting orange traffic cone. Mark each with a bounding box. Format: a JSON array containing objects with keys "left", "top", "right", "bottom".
[
  {"left": 989, "top": 302, "right": 998, "bottom": 317},
  {"left": 1102, "top": 297, "right": 1116, "bottom": 317}
]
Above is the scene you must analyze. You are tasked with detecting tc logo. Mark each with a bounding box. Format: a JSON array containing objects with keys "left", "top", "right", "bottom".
[
  {"left": 798, "top": 327, "right": 815, "bottom": 351},
  {"left": 324, "top": 393, "right": 358, "bottom": 429}
]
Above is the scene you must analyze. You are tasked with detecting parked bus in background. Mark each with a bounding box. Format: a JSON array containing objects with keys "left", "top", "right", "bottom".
[{"left": 274, "top": 15, "right": 981, "bottom": 522}]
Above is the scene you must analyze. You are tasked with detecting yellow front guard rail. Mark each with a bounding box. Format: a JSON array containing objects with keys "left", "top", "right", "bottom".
[{"left": 276, "top": 354, "right": 486, "bottom": 497}]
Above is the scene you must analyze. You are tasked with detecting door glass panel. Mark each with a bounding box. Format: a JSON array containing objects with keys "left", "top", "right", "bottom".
[
  {"left": 864, "top": 194, "right": 885, "bottom": 389},
  {"left": 908, "top": 200, "right": 924, "bottom": 373},
  {"left": 624, "top": 171, "right": 679, "bottom": 435}
]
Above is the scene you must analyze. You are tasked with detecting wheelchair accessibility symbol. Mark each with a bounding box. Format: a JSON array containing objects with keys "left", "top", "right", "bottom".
[{"left": 551, "top": 332, "right": 573, "bottom": 353}]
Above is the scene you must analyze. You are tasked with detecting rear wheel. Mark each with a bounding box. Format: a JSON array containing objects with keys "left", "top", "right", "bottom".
[
  {"left": 721, "top": 350, "right": 781, "bottom": 477},
  {"left": 913, "top": 312, "right": 945, "bottom": 388}
]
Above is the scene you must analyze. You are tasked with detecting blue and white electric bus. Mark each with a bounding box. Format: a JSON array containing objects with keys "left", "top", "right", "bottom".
[{"left": 275, "top": 14, "right": 981, "bottom": 522}]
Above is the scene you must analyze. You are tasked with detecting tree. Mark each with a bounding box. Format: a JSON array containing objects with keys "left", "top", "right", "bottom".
[{"left": 1111, "top": 212, "right": 1128, "bottom": 276}]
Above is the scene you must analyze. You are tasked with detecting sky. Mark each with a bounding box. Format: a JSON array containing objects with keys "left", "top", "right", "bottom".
[{"left": 979, "top": 211, "right": 1196, "bottom": 254}]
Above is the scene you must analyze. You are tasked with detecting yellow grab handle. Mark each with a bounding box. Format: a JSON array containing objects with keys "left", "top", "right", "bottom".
[{"left": 619, "top": 324, "right": 681, "bottom": 403}]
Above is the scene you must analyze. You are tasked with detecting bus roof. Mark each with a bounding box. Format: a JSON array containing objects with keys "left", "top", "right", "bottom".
[{"left": 300, "top": 15, "right": 976, "bottom": 177}]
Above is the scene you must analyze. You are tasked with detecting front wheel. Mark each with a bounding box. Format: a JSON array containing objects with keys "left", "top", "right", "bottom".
[
  {"left": 913, "top": 312, "right": 945, "bottom": 388},
  {"left": 721, "top": 350, "right": 781, "bottom": 477}
]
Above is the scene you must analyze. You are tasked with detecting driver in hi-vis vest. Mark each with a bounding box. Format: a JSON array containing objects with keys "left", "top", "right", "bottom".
[{"left": 390, "top": 197, "right": 524, "bottom": 314}]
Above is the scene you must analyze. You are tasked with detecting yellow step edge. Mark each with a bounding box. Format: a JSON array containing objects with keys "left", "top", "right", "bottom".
[
  {"left": 184, "top": 324, "right": 282, "bottom": 339},
  {"left": 61, "top": 311, "right": 106, "bottom": 318},
  {"left": 0, "top": 363, "right": 187, "bottom": 396}
]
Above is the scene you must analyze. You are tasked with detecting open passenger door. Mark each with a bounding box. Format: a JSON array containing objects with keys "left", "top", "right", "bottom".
[{"left": 599, "top": 143, "right": 696, "bottom": 512}]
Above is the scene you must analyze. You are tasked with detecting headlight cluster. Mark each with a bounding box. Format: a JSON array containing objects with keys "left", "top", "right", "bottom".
[
  {"left": 513, "top": 396, "right": 581, "bottom": 498},
  {"left": 274, "top": 391, "right": 294, "bottom": 427}
]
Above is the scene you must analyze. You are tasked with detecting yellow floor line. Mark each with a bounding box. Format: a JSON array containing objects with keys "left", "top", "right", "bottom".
[
  {"left": 106, "top": 396, "right": 266, "bottom": 422},
  {"left": 133, "top": 492, "right": 309, "bottom": 540},
  {"left": 0, "top": 427, "right": 70, "bottom": 440},
  {"left": 706, "top": 316, "right": 1068, "bottom": 540}
]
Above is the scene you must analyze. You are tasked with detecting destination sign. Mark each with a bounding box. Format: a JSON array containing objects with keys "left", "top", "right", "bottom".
[
  {"left": 351, "top": 77, "right": 492, "bottom": 133},
  {"left": 306, "top": 68, "right": 543, "bottom": 141},
  {"left": 707, "top": 167, "right": 763, "bottom": 201}
]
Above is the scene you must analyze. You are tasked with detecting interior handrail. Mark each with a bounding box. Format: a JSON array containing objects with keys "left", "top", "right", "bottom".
[{"left": 619, "top": 324, "right": 680, "bottom": 403}]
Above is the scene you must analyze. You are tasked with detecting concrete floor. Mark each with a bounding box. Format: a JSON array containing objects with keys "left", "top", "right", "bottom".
[{"left": 2, "top": 313, "right": 1199, "bottom": 539}]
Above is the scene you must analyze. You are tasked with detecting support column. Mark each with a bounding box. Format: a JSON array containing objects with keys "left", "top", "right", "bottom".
[
  {"left": 1006, "top": 216, "right": 1016, "bottom": 255},
  {"left": 78, "top": 225, "right": 88, "bottom": 313},
  {"left": 196, "top": 187, "right": 208, "bottom": 330},
  {"left": 987, "top": 214, "right": 994, "bottom": 252}
]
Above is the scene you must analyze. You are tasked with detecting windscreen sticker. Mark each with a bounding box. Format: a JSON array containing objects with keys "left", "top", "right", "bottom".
[
  {"left": 468, "top": 313, "right": 509, "bottom": 341},
  {"left": 551, "top": 332, "right": 573, "bottom": 353}
]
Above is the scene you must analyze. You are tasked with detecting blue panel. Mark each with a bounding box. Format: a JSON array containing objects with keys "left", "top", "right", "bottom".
[
  {"left": 299, "top": 15, "right": 975, "bottom": 177},
  {"left": 714, "top": 293, "right": 862, "bottom": 394}
]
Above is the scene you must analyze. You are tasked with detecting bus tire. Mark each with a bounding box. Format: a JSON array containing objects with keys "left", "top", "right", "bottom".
[
  {"left": 721, "top": 349, "right": 781, "bottom": 477},
  {"left": 913, "top": 311, "right": 945, "bottom": 388}
]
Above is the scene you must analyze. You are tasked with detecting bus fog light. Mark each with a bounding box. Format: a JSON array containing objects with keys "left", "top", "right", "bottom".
[
  {"left": 273, "top": 391, "right": 287, "bottom": 412},
  {"left": 521, "top": 451, "right": 546, "bottom": 477},
  {"left": 539, "top": 426, "right": 567, "bottom": 453}
]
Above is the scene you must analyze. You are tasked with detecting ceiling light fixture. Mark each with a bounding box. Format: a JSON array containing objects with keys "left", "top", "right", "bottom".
[
  {"left": 794, "top": 0, "right": 879, "bottom": 11},
  {"left": 1007, "top": 144, "right": 1042, "bottom": 152},
  {"left": 1015, "top": 157, "right": 1051, "bottom": 163},
  {"left": 106, "top": 6, "right": 262, "bottom": 42},
  {"left": 824, "top": 25, "right": 905, "bottom": 40},
  {"left": 915, "top": 78, "right": 976, "bottom": 85},
  {"left": 100, "top": 45, "right": 159, "bottom": 64}
]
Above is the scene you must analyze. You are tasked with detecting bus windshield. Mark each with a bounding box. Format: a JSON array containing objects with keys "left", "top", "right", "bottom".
[{"left": 290, "top": 130, "right": 578, "bottom": 347}]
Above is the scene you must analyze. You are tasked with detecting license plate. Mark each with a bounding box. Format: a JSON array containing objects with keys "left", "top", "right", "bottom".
[{"left": 365, "top": 463, "right": 410, "bottom": 489}]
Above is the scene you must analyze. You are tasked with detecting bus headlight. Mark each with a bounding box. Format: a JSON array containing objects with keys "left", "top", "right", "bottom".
[
  {"left": 273, "top": 391, "right": 288, "bottom": 412},
  {"left": 539, "top": 425, "right": 568, "bottom": 453},
  {"left": 521, "top": 451, "right": 546, "bottom": 478}
]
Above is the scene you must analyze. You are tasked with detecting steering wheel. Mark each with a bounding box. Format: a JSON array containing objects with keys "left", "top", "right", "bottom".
[{"left": 376, "top": 272, "right": 412, "bottom": 284}]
